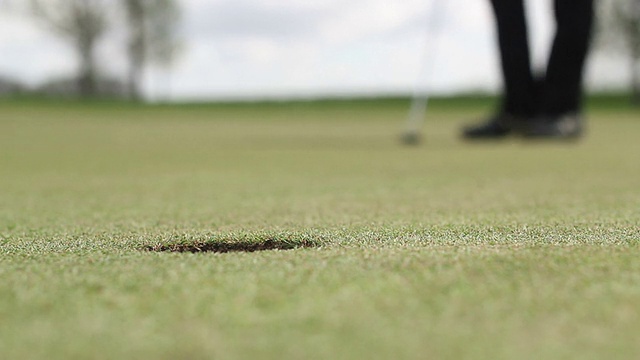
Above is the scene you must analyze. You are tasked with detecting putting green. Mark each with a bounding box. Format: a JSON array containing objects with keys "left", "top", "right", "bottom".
[{"left": 1, "top": 98, "right": 639, "bottom": 359}]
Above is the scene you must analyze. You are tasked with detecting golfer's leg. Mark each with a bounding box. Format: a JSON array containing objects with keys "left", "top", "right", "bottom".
[
  {"left": 490, "top": 0, "right": 536, "bottom": 117},
  {"left": 543, "top": 0, "right": 594, "bottom": 115}
]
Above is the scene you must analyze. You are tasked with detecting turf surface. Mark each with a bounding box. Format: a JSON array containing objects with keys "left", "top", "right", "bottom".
[{"left": 1, "top": 98, "right": 639, "bottom": 359}]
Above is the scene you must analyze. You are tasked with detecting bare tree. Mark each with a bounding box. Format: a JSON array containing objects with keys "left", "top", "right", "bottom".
[
  {"left": 599, "top": 0, "right": 640, "bottom": 104},
  {"left": 122, "top": 0, "right": 181, "bottom": 101},
  {"left": 30, "top": 0, "right": 110, "bottom": 98}
]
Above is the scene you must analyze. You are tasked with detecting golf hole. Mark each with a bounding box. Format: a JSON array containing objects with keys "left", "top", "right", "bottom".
[{"left": 146, "top": 237, "right": 319, "bottom": 254}]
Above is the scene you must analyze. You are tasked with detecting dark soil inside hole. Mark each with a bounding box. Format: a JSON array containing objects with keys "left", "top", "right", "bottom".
[{"left": 146, "top": 238, "right": 318, "bottom": 254}]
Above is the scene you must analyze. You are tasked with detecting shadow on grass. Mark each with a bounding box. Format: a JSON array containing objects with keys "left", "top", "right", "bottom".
[{"left": 146, "top": 236, "right": 320, "bottom": 254}]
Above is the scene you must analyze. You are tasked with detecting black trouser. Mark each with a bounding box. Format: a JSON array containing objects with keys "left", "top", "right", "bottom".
[{"left": 490, "top": 0, "right": 594, "bottom": 117}]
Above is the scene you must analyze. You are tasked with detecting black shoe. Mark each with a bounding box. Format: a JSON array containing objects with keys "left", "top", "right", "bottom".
[
  {"left": 521, "top": 113, "right": 584, "bottom": 139},
  {"left": 461, "top": 114, "right": 517, "bottom": 140}
]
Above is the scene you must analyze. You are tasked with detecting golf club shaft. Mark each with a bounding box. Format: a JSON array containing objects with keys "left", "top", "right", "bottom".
[{"left": 403, "top": 0, "right": 446, "bottom": 139}]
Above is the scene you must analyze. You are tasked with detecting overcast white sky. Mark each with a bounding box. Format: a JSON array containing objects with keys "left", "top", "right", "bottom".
[{"left": 0, "top": 0, "right": 629, "bottom": 100}]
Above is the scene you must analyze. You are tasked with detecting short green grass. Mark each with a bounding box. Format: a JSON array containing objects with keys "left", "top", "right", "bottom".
[{"left": 1, "top": 97, "right": 639, "bottom": 359}]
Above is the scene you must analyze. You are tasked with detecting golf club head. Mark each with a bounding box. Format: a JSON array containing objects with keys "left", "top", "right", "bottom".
[{"left": 401, "top": 131, "right": 422, "bottom": 145}]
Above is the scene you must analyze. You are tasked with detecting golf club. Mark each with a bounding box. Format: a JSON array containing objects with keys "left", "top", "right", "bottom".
[{"left": 401, "top": 0, "right": 447, "bottom": 145}]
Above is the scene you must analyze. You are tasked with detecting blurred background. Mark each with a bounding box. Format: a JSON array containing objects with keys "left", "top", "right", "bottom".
[{"left": 0, "top": 0, "right": 638, "bottom": 103}]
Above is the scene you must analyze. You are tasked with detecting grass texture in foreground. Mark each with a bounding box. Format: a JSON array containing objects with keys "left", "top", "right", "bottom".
[{"left": 1, "top": 99, "right": 639, "bottom": 359}]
